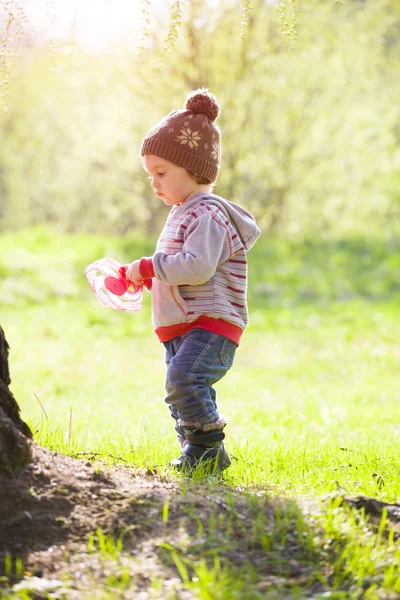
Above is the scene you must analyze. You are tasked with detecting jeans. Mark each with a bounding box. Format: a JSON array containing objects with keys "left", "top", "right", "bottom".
[{"left": 163, "top": 328, "right": 237, "bottom": 427}]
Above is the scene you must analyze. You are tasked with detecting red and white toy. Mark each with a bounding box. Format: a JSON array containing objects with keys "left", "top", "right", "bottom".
[{"left": 85, "top": 257, "right": 151, "bottom": 312}]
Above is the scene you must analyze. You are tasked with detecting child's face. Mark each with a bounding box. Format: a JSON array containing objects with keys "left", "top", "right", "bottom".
[{"left": 143, "top": 154, "right": 205, "bottom": 206}]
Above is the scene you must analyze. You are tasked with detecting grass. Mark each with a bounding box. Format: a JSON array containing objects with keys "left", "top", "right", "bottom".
[{"left": 1, "top": 226, "right": 400, "bottom": 598}]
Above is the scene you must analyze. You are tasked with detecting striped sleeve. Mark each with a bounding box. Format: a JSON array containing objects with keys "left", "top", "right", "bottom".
[{"left": 152, "top": 211, "right": 241, "bottom": 286}]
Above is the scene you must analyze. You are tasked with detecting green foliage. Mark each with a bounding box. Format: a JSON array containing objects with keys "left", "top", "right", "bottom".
[
  {"left": 1, "top": 0, "right": 400, "bottom": 236},
  {"left": 2, "top": 225, "right": 400, "bottom": 311},
  {"left": 276, "top": 0, "right": 298, "bottom": 47},
  {"left": 248, "top": 235, "right": 400, "bottom": 308},
  {"left": 1, "top": 227, "right": 399, "bottom": 500},
  {"left": 164, "top": 0, "right": 184, "bottom": 54},
  {"left": 239, "top": 0, "right": 253, "bottom": 40},
  {"left": 2, "top": 227, "right": 400, "bottom": 598}
]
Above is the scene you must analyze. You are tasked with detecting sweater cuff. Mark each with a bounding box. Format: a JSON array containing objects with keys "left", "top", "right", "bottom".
[{"left": 139, "top": 257, "right": 155, "bottom": 280}]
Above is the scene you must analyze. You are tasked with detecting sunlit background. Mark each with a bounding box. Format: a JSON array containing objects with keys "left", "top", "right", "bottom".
[
  {"left": 23, "top": 0, "right": 157, "bottom": 52},
  {"left": 1, "top": 0, "right": 399, "bottom": 237}
]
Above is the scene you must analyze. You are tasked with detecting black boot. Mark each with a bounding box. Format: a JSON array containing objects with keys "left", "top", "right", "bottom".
[
  {"left": 170, "top": 427, "right": 231, "bottom": 474},
  {"left": 174, "top": 421, "right": 187, "bottom": 450}
]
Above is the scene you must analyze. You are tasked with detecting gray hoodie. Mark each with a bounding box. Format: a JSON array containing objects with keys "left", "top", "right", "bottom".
[{"left": 149, "top": 192, "right": 261, "bottom": 340}]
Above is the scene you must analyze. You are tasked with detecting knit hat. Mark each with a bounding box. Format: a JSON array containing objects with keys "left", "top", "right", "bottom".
[{"left": 140, "top": 89, "right": 221, "bottom": 183}]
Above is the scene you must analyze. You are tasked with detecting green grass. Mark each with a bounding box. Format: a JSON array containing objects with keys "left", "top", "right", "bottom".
[{"left": 1, "top": 226, "right": 399, "bottom": 598}]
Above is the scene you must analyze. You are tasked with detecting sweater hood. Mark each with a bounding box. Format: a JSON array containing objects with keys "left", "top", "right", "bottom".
[{"left": 178, "top": 192, "right": 261, "bottom": 251}]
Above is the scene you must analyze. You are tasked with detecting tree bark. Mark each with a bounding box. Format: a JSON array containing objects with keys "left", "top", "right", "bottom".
[{"left": 0, "top": 326, "right": 32, "bottom": 474}]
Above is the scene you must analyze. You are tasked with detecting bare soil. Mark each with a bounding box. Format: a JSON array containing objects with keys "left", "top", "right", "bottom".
[
  {"left": 0, "top": 443, "right": 318, "bottom": 598},
  {"left": 2, "top": 443, "right": 398, "bottom": 599}
]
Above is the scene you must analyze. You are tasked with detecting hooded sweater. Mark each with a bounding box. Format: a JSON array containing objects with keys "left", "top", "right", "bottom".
[{"left": 139, "top": 192, "right": 261, "bottom": 345}]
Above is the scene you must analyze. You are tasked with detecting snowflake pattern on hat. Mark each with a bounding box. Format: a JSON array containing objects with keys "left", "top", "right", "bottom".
[
  {"left": 176, "top": 127, "right": 203, "bottom": 150},
  {"left": 211, "top": 140, "right": 220, "bottom": 161}
]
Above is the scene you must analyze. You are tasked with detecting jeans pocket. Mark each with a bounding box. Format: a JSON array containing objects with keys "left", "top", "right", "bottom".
[{"left": 218, "top": 338, "right": 237, "bottom": 368}]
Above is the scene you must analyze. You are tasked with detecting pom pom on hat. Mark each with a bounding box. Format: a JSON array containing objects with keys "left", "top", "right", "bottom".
[{"left": 185, "top": 88, "right": 220, "bottom": 122}]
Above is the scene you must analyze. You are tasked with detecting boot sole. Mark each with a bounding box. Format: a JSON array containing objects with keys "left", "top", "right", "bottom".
[{"left": 170, "top": 445, "right": 231, "bottom": 474}]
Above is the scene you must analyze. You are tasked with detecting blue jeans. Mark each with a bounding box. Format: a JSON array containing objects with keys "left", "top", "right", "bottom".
[{"left": 163, "top": 328, "right": 237, "bottom": 427}]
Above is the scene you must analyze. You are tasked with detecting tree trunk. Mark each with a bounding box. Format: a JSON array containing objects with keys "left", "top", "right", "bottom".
[{"left": 0, "top": 326, "right": 32, "bottom": 473}]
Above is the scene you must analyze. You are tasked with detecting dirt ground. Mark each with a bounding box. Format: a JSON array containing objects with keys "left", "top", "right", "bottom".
[
  {"left": 0, "top": 443, "right": 319, "bottom": 599},
  {"left": 0, "top": 444, "right": 189, "bottom": 595},
  {"left": 2, "top": 443, "right": 398, "bottom": 599}
]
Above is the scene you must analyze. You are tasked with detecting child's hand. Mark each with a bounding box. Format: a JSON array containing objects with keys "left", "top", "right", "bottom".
[{"left": 125, "top": 260, "right": 144, "bottom": 285}]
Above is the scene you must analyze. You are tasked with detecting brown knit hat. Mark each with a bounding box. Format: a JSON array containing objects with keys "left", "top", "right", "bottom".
[{"left": 140, "top": 89, "right": 221, "bottom": 183}]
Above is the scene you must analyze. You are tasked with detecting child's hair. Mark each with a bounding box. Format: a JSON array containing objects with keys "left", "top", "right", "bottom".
[{"left": 186, "top": 169, "right": 212, "bottom": 186}]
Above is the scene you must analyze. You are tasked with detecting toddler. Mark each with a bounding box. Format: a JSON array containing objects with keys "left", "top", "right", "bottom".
[{"left": 126, "top": 89, "right": 260, "bottom": 473}]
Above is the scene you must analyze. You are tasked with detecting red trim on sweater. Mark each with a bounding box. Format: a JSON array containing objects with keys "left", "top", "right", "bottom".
[
  {"left": 154, "top": 317, "right": 243, "bottom": 345},
  {"left": 139, "top": 257, "right": 155, "bottom": 280}
]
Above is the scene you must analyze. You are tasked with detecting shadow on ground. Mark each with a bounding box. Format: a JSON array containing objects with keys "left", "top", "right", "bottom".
[
  {"left": 0, "top": 443, "right": 326, "bottom": 598},
  {"left": 1, "top": 443, "right": 398, "bottom": 598}
]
